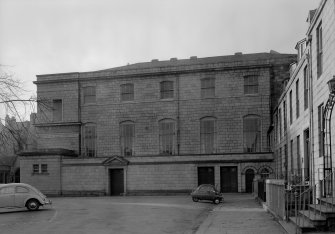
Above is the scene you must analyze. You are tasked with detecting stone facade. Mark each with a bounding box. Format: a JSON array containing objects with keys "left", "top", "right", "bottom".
[
  {"left": 272, "top": 0, "right": 335, "bottom": 191},
  {"left": 20, "top": 52, "right": 296, "bottom": 196}
]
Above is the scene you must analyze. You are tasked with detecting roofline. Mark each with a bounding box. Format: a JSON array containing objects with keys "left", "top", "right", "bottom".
[{"left": 307, "top": 0, "right": 327, "bottom": 35}]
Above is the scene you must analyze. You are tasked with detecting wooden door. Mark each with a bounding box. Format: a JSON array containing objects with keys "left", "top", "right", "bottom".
[
  {"left": 220, "top": 167, "right": 238, "bottom": 192},
  {"left": 109, "top": 169, "right": 124, "bottom": 195}
]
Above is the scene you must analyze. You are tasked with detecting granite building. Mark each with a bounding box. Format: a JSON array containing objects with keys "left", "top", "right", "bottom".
[{"left": 20, "top": 52, "right": 296, "bottom": 196}]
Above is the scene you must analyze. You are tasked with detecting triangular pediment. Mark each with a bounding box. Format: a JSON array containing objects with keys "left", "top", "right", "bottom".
[{"left": 102, "top": 156, "right": 129, "bottom": 166}]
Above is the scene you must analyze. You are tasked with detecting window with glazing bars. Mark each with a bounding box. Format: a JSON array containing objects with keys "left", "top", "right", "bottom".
[
  {"left": 160, "top": 81, "right": 174, "bottom": 99},
  {"left": 316, "top": 22, "right": 323, "bottom": 77},
  {"left": 52, "top": 99, "right": 62, "bottom": 122},
  {"left": 159, "top": 120, "right": 175, "bottom": 155},
  {"left": 304, "top": 66, "right": 309, "bottom": 110},
  {"left": 296, "top": 79, "right": 300, "bottom": 118},
  {"left": 244, "top": 76, "right": 258, "bottom": 94},
  {"left": 83, "top": 125, "right": 96, "bottom": 157},
  {"left": 318, "top": 103, "right": 324, "bottom": 158},
  {"left": 283, "top": 101, "right": 287, "bottom": 132},
  {"left": 243, "top": 116, "right": 261, "bottom": 152},
  {"left": 120, "top": 83, "right": 134, "bottom": 101},
  {"left": 201, "top": 78, "right": 215, "bottom": 98},
  {"left": 83, "top": 86, "right": 96, "bottom": 104},
  {"left": 200, "top": 118, "right": 216, "bottom": 153},
  {"left": 120, "top": 122, "right": 134, "bottom": 156},
  {"left": 289, "top": 90, "right": 293, "bottom": 125}
]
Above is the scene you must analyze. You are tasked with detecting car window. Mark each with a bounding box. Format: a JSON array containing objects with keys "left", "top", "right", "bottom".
[
  {"left": 199, "top": 185, "right": 211, "bottom": 191},
  {"left": 16, "top": 186, "right": 29, "bottom": 193},
  {"left": 0, "top": 187, "right": 15, "bottom": 195}
]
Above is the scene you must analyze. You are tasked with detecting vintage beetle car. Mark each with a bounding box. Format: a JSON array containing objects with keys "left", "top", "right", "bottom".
[
  {"left": 191, "top": 184, "right": 223, "bottom": 204},
  {"left": 0, "top": 183, "right": 52, "bottom": 211}
]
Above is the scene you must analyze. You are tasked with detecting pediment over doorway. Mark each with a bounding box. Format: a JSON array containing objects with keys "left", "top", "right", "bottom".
[{"left": 102, "top": 156, "right": 129, "bottom": 166}]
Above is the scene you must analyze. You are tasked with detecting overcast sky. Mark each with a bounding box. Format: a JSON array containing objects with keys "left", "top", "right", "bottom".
[{"left": 0, "top": 0, "right": 319, "bottom": 121}]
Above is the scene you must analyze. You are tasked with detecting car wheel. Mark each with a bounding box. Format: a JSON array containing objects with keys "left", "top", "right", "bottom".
[
  {"left": 213, "top": 198, "right": 220, "bottom": 204},
  {"left": 26, "top": 199, "right": 40, "bottom": 211},
  {"left": 192, "top": 197, "right": 199, "bottom": 202}
]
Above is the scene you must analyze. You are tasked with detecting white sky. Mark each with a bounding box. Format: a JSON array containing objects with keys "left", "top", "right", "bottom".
[{"left": 0, "top": 0, "right": 320, "bottom": 121}]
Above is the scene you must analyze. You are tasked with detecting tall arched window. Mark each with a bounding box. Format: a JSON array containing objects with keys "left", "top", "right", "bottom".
[
  {"left": 82, "top": 123, "right": 97, "bottom": 157},
  {"left": 159, "top": 119, "right": 175, "bottom": 155},
  {"left": 120, "top": 121, "right": 135, "bottom": 156},
  {"left": 243, "top": 115, "right": 261, "bottom": 152},
  {"left": 200, "top": 117, "right": 216, "bottom": 153}
]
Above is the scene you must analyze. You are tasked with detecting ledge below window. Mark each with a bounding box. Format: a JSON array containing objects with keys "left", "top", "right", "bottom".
[
  {"left": 34, "top": 122, "right": 81, "bottom": 127},
  {"left": 32, "top": 172, "right": 49, "bottom": 176}
]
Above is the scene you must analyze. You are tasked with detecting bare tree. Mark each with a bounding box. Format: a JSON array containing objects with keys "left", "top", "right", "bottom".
[{"left": 0, "top": 66, "right": 39, "bottom": 155}]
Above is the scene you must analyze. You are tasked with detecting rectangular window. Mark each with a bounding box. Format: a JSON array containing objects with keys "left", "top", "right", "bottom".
[
  {"left": 159, "top": 120, "right": 175, "bottom": 155},
  {"left": 279, "top": 108, "right": 282, "bottom": 138},
  {"left": 296, "top": 79, "right": 300, "bottom": 118},
  {"left": 201, "top": 78, "right": 215, "bottom": 98},
  {"left": 120, "top": 83, "right": 134, "bottom": 101},
  {"left": 243, "top": 117, "right": 261, "bottom": 152},
  {"left": 83, "top": 125, "right": 96, "bottom": 157},
  {"left": 41, "top": 164, "right": 48, "bottom": 173},
  {"left": 284, "top": 144, "right": 288, "bottom": 180},
  {"left": 83, "top": 86, "right": 96, "bottom": 104},
  {"left": 297, "top": 135, "right": 301, "bottom": 172},
  {"left": 289, "top": 91, "right": 293, "bottom": 125},
  {"left": 52, "top": 99, "right": 62, "bottom": 122},
  {"left": 283, "top": 101, "right": 287, "bottom": 132},
  {"left": 33, "top": 164, "right": 39, "bottom": 173},
  {"left": 120, "top": 122, "right": 134, "bottom": 156},
  {"left": 316, "top": 22, "right": 323, "bottom": 77},
  {"left": 200, "top": 118, "right": 216, "bottom": 153},
  {"left": 160, "top": 81, "right": 174, "bottom": 99},
  {"left": 290, "top": 139, "right": 294, "bottom": 172},
  {"left": 244, "top": 76, "right": 258, "bottom": 94},
  {"left": 318, "top": 103, "right": 324, "bottom": 158},
  {"left": 304, "top": 66, "right": 309, "bottom": 110},
  {"left": 279, "top": 147, "right": 282, "bottom": 178}
]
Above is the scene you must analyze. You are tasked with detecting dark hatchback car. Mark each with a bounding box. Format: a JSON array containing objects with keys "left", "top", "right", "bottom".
[{"left": 191, "top": 184, "right": 223, "bottom": 204}]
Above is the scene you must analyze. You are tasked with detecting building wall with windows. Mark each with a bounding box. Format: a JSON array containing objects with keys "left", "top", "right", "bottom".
[
  {"left": 21, "top": 52, "right": 296, "bottom": 195},
  {"left": 272, "top": 0, "right": 335, "bottom": 189}
]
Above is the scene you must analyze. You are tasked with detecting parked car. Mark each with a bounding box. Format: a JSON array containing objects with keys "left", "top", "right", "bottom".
[
  {"left": 191, "top": 184, "right": 223, "bottom": 204},
  {"left": 0, "top": 183, "right": 52, "bottom": 211}
]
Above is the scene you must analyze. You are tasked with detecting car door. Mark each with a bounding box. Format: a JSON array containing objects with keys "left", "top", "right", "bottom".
[
  {"left": 14, "top": 186, "right": 30, "bottom": 208},
  {"left": 0, "top": 187, "right": 15, "bottom": 208},
  {"left": 200, "top": 185, "right": 212, "bottom": 200}
]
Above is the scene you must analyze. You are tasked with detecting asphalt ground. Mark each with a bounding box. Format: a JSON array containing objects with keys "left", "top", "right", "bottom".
[{"left": 0, "top": 194, "right": 287, "bottom": 234}]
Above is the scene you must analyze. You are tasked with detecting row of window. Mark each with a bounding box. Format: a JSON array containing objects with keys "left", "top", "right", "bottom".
[
  {"left": 32, "top": 164, "right": 48, "bottom": 174},
  {"left": 51, "top": 76, "right": 259, "bottom": 122},
  {"left": 82, "top": 76, "right": 259, "bottom": 103},
  {"left": 276, "top": 129, "right": 311, "bottom": 181},
  {"left": 82, "top": 116, "right": 261, "bottom": 157},
  {"left": 275, "top": 66, "right": 309, "bottom": 141}
]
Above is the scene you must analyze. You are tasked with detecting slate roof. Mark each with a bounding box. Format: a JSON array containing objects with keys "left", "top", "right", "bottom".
[{"left": 96, "top": 52, "right": 295, "bottom": 73}]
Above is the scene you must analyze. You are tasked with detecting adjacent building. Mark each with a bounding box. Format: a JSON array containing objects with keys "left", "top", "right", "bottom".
[
  {"left": 272, "top": 0, "right": 335, "bottom": 195},
  {"left": 20, "top": 52, "right": 296, "bottom": 195}
]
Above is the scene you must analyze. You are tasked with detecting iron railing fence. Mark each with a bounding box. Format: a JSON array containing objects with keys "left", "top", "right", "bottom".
[{"left": 291, "top": 169, "right": 335, "bottom": 233}]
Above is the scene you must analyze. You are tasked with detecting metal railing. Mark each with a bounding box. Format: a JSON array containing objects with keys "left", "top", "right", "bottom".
[{"left": 291, "top": 169, "right": 335, "bottom": 233}]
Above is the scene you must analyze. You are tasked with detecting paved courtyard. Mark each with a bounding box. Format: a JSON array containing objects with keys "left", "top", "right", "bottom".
[{"left": 0, "top": 194, "right": 286, "bottom": 234}]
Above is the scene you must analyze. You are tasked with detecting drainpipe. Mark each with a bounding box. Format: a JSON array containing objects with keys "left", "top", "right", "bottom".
[
  {"left": 77, "top": 73, "right": 82, "bottom": 156},
  {"left": 176, "top": 74, "right": 180, "bottom": 155},
  {"left": 307, "top": 36, "right": 315, "bottom": 187}
]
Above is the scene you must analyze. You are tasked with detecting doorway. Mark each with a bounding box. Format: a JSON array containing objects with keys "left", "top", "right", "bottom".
[
  {"left": 197, "top": 167, "right": 215, "bottom": 185},
  {"left": 220, "top": 167, "right": 238, "bottom": 192},
  {"left": 109, "top": 169, "right": 124, "bottom": 195},
  {"left": 245, "top": 169, "right": 255, "bottom": 193}
]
